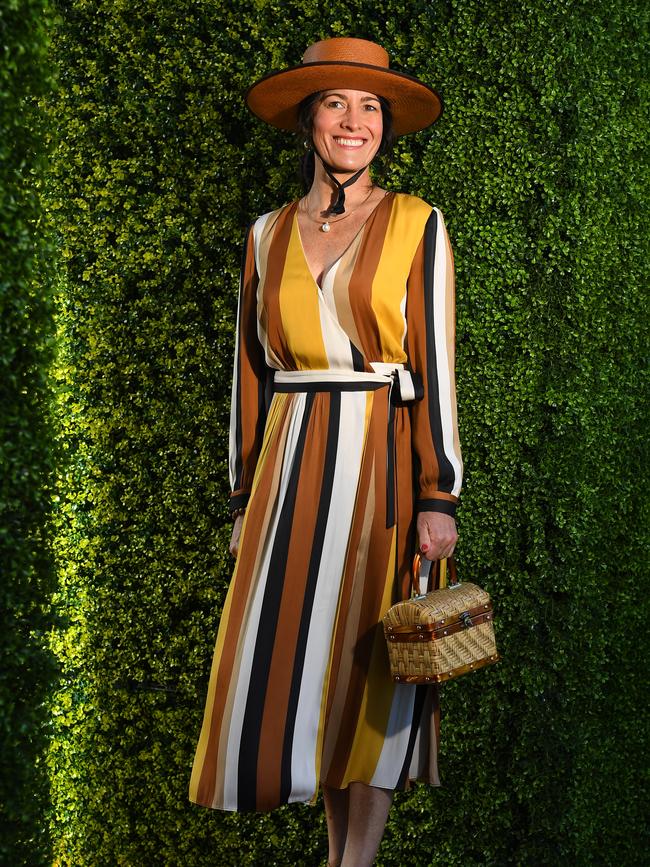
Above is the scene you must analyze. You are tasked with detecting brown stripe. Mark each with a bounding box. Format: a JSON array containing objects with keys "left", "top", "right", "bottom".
[
  {"left": 347, "top": 192, "right": 395, "bottom": 367},
  {"left": 195, "top": 395, "right": 292, "bottom": 806},
  {"left": 234, "top": 224, "right": 264, "bottom": 494},
  {"left": 260, "top": 203, "right": 298, "bottom": 369},
  {"left": 255, "top": 393, "right": 331, "bottom": 809},
  {"left": 405, "top": 236, "right": 440, "bottom": 490},
  {"left": 393, "top": 405, "right": 416, "bottom": 602}
]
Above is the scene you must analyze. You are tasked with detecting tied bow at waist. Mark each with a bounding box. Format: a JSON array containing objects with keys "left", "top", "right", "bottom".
[{"left": 273, "top": 363, "right": 424, "bottom": 528}]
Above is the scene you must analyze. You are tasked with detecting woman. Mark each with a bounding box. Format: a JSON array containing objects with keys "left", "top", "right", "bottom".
[{"left": 189, "top": 37, "right": 463, "bottom": 867}]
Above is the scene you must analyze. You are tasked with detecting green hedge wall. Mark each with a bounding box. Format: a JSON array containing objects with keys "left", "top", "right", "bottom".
[
  {"left": 44, "top": 0, "right": 648, "bottom": 865},
  {"left": 0, "top": 1, "right": 60, "bottom": 865}
]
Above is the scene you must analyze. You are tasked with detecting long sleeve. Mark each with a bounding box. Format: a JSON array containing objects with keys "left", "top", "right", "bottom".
[
  {"left": 228, "top": 220, "right": 270, "bottom": 514},
  {"left": 405, "top": 206, "right": 463, "bottom": 517}
]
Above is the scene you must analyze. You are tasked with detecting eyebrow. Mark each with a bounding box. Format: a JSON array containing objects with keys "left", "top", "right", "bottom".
[{"left": 322, "top": 92, "right": 381, "bottom": 102}]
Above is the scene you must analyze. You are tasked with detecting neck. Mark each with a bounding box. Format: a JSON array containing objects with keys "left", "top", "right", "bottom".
[{"left": 306, "top": 155, "right": 374, "bottom": 215}]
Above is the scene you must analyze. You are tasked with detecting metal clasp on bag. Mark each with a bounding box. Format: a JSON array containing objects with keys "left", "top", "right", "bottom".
[{"left": 460, "top": 611, "right": 473, "bottom": 628}]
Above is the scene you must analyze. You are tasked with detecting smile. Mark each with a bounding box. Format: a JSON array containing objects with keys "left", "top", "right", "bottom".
[{"left": 334, "top": 137, "right": 366, "bottom": 148}]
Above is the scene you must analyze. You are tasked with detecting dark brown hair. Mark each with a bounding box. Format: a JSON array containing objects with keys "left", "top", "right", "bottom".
[{"left": 296, "top": 90, "right": 396, "bottom": 192}]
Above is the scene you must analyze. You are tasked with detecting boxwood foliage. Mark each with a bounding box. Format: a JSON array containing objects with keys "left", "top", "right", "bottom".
[
  {"left": 0, "top": 1, "right": 61, "bottom": 865},
  {"left": 43, "top": 0, "right": 647, "bottom": 865}
]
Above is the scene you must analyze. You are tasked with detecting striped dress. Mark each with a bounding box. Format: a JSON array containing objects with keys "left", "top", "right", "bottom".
[{"left": 188, "top": 190, "right": 463, "bottom": 812}]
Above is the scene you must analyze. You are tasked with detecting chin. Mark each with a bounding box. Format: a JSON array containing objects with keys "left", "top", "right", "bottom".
[{"left": 327, "top": 150, "right": 375, "bottom": 172}]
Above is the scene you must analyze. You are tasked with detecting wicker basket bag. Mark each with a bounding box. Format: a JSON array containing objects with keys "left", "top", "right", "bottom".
[{"left": 383, "top": 554, "right": 500, "bottom": 683}]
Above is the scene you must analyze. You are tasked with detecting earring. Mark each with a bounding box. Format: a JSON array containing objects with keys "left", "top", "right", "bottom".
[{"left": 303, "top": 139, "right": 311, "bottom": 149}]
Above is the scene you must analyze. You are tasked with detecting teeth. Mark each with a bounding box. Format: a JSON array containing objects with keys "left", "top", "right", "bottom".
[{"left": 335, "top": 137, "right": 364, "bottom": 147}]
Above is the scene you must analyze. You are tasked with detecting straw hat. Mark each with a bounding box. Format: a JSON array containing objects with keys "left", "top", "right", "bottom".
[{"left": 245, "top": 37, "right": 443, "bottom": 136}]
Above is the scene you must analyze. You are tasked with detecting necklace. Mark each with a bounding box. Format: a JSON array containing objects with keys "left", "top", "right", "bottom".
[{"left": 301, "top": 184, "right": 377, "bottom": 233}]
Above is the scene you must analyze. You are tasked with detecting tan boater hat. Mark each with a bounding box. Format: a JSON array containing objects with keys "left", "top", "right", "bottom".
[{"left": 245, "top": 37, "right": 443, "bottom": 136}]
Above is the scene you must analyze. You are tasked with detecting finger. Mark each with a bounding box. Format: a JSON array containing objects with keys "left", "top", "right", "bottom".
[
  {"left": 417, "top": 526, "right": 432, "bottom": 555},
  {"left": 433, "top": 541, "right": 456, "bottom": 560}
]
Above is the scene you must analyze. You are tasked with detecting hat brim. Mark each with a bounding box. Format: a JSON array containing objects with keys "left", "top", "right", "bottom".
[{"left": 245, "top": 60, "right": 443, "bottom": 136}]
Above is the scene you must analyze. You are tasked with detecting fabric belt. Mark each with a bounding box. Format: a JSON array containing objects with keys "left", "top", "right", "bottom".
[{"left": 273, "top": 364, "right": 424, "bottom": 529}]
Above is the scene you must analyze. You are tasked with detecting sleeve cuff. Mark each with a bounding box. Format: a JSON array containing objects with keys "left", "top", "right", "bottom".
[
  {"left": 229, "top": 490, "right": 250, "bottom": 513},
  {"left": 415, "top": 498, "right": 458, "bottom": 518}
]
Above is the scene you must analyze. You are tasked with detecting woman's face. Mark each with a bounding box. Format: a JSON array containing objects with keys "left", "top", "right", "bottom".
[{"left": 311, "top": 88, "right": 383, "bottom": 173}]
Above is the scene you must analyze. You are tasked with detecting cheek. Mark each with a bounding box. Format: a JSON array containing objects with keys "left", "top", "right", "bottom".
[
  {"left": 366, "top": 112, "right": 383, "bottom": 139},
  {"left": 311, "top": 108, "right": 330, "bottom": 137}
]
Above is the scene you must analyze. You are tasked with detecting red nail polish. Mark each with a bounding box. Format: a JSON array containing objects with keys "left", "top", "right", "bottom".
[{"left": 421, "top": 543, "right": 429, "bottom": 552}]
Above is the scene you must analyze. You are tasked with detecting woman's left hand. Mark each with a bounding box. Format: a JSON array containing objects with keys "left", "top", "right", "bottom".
[{"left": 416, "top": 511, "right": 458, "bottom": 560}]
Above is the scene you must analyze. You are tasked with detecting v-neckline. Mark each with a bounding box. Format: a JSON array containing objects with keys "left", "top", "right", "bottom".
[{"left": 294, "top": 190, "right": 395, "bottom": 291}]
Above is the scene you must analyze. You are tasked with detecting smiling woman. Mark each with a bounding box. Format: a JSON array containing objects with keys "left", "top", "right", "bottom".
[
  {"left": 188, "top": 37, "right": 461, "bottom": 867},
  {"left": 295, "top": 88, "right": 390, "bottom": 282}
]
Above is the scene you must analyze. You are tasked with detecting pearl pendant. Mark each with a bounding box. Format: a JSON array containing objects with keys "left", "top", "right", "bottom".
[{"left": 321, "top": 221, "right": 331, "bottom": 233}]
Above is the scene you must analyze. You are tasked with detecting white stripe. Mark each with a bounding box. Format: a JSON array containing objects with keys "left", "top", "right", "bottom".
[
  {"left": 318, "top": 260, "right": 356, "bottom": 369},
  {"left": 369, "top": 360, "right": 405, "bottom": 375},
  {"left": 274, "top": 362, "right": 405, "bottom": 387},
  {"left": 407, "top": 689, "right": 440, "bottom": 786},
  {"left": 369, "top": 685, "right": 417, "bottom": 788},
  {"left": 397, "top": 369, "right": 416, "bottom": 402},
  {"left": 253, "top": 211, "right": 283, "bottom": 369},
  {"left": 222, "top": 394, "right": 308, "bottom": 809},
  {"left": 288, "top": 390, "right": 367, "bottom": 803},
  {"left": 228, "top": 212, "right": 275, "bottom": 492},
  {"left": 252, "top": 210, "right": 273, "bottom": 287},
  {"left": 275, "top": 369, "right": 392, "bottom": 385},
  {"left": 432, "top": 207, "right": 463, "bottom": 497}
]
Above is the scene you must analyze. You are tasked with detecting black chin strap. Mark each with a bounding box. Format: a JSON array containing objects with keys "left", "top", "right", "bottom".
[{"left": 314, "top": 149, "right": 372, "bottom": 215}]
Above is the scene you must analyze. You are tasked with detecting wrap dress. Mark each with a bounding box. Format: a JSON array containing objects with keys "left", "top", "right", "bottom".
[{"left": 188, "top": 190, "right": 463, "bottom": 812}]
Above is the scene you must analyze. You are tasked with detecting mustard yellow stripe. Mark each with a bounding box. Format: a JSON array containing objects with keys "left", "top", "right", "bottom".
[
  {"left": 372, "top": 194, "right": 432, "bottom": 359},
  {"left": 279, "top": 216, "right": 329, "bottom": 369},
  {"left": 340, "top": 527, "right": 398, "bottom": 785}
]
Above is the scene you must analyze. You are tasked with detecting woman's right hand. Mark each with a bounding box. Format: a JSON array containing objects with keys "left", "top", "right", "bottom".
[{"left": 229, "top": 513, "right": 244, "bottom": 557}]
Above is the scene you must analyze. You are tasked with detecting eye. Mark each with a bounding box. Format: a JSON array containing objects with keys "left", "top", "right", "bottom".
[
  {"left": 364, "top": 103, "right": 379, "bottom": 111},
  {"left": 325, "top": 99, "right": 345, "bottom": 109}
]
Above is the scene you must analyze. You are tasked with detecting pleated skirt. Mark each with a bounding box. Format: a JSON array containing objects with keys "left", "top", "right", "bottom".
[{"left": 189, "top": 372, "right": 442, "bottom": 812}]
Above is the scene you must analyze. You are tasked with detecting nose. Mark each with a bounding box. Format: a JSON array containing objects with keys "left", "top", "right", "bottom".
[{"left": 340, "top": 103, "right": 363, "bottom": 130}]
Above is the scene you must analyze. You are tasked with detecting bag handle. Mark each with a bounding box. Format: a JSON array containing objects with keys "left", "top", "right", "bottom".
[{"left": 411, "top": 553, "right": 459, "bottom": 597}]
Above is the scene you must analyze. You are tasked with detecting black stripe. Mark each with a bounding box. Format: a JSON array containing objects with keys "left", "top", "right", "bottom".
[
  {"left": 236, "top": 392, "right": 314, "bottom": 810},
  {"left": 351, "top": 342, "right": 366, "bottom": 371},
  {"left": 274, "top": 380, "right": 387, "bottom": 394},
  {"left": 415, "top": 497, "right": 457, "bottom": 517},
  {"left": 386, "top": 398, "right": 396, "bottom": 528},
  {"left": 229, "top": 491, "right": 250, "bottom": 512},
  {"left": 396, "top": 685, "right": 428, "bottom": 789},
  {"left": 232, "top": 220, "right": 258, "bottom": 493},
  {"left": 279, "top": 392, "right": 341, "bottom": 802},
  {"left": 422, "top": 210, "right": 455, "bottom": 493}
]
